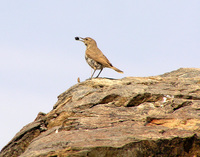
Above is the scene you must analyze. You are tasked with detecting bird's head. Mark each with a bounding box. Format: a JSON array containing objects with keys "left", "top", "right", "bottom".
[{"left": 75, "top": 37, "right": 97, "bottom": 48}]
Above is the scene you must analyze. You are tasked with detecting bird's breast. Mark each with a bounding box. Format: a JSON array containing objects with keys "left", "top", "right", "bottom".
[{"left": 85, "top": 55, "right": 103, "bottom": 70}]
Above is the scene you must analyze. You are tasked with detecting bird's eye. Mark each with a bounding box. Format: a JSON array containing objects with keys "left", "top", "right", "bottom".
[{"left": 85, "top": 38, "right": 88, "bottom": 40}]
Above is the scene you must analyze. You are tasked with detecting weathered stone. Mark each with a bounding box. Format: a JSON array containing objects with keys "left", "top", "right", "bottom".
[{"left": 1, "top": 68, "right": 200, "bottom": 157}]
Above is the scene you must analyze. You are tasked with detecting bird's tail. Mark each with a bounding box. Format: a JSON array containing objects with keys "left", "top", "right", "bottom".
[{"left": 111, "top": 66, "right": 123, "bottom": 73}]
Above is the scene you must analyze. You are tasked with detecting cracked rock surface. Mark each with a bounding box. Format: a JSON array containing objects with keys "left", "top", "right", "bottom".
[{"left": 1, "top": 68, "right": 200, "bottom": 157}]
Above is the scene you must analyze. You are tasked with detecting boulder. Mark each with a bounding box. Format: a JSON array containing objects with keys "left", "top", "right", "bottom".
[{"left": 1, "top": 68, "right": 200, "bottom": 157}]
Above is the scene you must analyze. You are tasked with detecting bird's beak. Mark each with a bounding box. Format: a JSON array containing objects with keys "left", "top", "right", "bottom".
[{"left": 75, "top": 37, "right": 84, "bottom": 42}]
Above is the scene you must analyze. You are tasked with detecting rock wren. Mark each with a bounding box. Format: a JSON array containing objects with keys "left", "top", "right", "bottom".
[{"left": 75, "top": 37, "right": 123, "bottom": 79}]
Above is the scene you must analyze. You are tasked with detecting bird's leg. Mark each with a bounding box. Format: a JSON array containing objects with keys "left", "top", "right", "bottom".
[
  {"left": 91, "top": 69, "right": 96, "bottom": 79},
  {"left": 96, "top": 68, "right": 103, "bottom": 78}
]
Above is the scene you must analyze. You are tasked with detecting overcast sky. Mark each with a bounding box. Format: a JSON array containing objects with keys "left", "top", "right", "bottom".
[{"left": 0, "top": 1, "right": 200, "bottom": 150}]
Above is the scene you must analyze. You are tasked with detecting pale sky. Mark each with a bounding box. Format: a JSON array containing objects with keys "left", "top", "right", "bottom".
[{"left": 0, "top": 1, "right": 200, "bottom": 150}]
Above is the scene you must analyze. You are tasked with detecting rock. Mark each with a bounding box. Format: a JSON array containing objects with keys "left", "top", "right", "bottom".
[
  {"left": 160, "top": 68, "right": 200, "bottom": 78},
  {"left": 1, "top": 68, "right": 200, "bottom": 157}
]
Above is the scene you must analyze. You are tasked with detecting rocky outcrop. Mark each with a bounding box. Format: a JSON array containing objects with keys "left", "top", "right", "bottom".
[{"left": 1, "top": 68, "right": 200, "bottom": 157}]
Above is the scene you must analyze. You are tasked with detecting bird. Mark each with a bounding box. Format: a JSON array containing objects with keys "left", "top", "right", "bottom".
[{"left": 75, "top": 36, "right": 123, "bottom": 79}]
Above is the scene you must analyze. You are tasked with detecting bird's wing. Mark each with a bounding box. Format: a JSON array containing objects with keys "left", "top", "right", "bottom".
[{"left": 86, "top": 48, "right": 113, "bottom": 68}]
